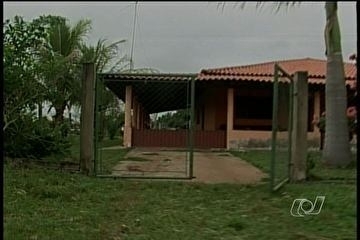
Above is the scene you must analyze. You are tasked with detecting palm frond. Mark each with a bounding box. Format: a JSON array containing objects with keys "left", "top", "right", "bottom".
[
  {"left": 69, "top": 19, "right": 92, "bottom": 48},
  {"left": 218, "top": 1, "right": 300, "bottom": 13},
  {"left": 80, "top": 38, "right": 127, "bottom": 73},
  {"left": 272, "top": 2, "right": 300, "bottom": 13}
]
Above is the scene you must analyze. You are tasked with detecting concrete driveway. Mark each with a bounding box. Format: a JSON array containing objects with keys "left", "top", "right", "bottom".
[{"left": 112, "top": 148, "right": 267, "bottom": 184}]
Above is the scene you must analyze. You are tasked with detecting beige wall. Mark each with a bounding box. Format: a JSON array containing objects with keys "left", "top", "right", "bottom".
[
  {"left": 194, "top": 85, "right": 322, "bottom": 149},
  {"left": 195, "top": 87, "right": 227, "bottom": 131}
]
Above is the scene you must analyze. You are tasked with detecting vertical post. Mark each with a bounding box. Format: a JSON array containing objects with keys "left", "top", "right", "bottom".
[
  {"left": 80, "top": 63, "right": 95, "bottom": 175},
  {"left": 124, "top": 86, "right": 133, "bottom": 147},
  {"left": 270, "top": 64, "right": 279, "bottom": 191},
  {"left": 226, "top": 88, "right": 234, "bottom": 149},
  {"left": 189, "top": 77, "right": 196, "bottom": 179},
  {"left": 290, "top": 71, "right": 308, "bottom": 182}
]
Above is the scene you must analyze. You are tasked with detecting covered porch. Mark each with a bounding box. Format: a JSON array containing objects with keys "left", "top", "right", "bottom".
[{"left": 100, "top": 73, "right": 227, "bottom": 149}]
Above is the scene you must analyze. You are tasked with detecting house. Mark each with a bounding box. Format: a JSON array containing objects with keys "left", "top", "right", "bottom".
[{"left": 100, "top": 58, "right": 356, "bottom": 149}]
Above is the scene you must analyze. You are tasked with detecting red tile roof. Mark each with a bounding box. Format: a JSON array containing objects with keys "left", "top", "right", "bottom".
[{"left": 198, "top": 58, "right": 356, "bottom": 87}]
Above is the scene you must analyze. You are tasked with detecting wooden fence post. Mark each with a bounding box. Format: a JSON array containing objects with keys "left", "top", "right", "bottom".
[
  {"left": 290, "top": 71, "right": 308, "bottom": 182},
  {"left": 80, "top": 63, "right": 95, "bottom": 175}
]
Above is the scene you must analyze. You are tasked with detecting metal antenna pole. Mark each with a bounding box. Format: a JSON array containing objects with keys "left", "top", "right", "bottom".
[{"left": 129, "top": 1, "right": 138, "bottom": 71}]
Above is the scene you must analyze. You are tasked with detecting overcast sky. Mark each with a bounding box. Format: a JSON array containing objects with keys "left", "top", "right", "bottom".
[{"left": 3, "top": 1, "right": 357, "bottom": 73}]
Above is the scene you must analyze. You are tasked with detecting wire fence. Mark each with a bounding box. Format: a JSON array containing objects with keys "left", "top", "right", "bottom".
[
  {"left": 270, "top": 64, "right": 293, "bottom": 191},
  {"left": 94, "top": 73, "right": 196, "bottom": 179}
]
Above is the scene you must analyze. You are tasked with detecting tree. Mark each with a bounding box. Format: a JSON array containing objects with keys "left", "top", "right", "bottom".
[
  {"left": 106, "top": 110, "right": 125, "bottom": 140},
  {"left": 3, "top": 16, "right": 71, "bottom": 159},
  {"left": 322, "top": 2, "right": 351, "bottom": 166},
  {"left": 156, "top": 110, "right": 189, "bottom": 129},
  {"left": 3, "top": 16, "right": 49, "bottom": 131},
  {"left": 80, "top": 38, "right": 127, "bottom": 139},
  {"left": 80, "top": 38, "right": 126, "bottom": 73},
  {"left": 220, "top": 2, "right": 352, "bottom": 167},
  {"left": 41, "top": 16, "right": 91, "bottom": 125}
]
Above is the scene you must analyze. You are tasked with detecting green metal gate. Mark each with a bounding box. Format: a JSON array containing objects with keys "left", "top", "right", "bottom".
[
  {"left": 270, "top": 64, "right": 294, "bottom": 191},
  {"left": 93, "top": 73, "right": 196, "bottom": 179}
]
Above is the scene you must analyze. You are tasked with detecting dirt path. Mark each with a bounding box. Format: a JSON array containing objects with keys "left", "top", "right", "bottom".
[{"left": 112, "top": 149, "right": 267, "bottom": 184}]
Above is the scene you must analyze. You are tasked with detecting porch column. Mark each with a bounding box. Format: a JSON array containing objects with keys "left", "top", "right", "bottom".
[
  {"left": 226, "top": 88, "right": 234, "bottom": 149},
  {"left": 124, "top": 86, "right": 133, "bottom": 147}
]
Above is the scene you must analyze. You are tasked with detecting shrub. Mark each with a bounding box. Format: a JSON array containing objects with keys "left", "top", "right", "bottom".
[
  {"left": 107, "top": 119, "right": 119, "bottom": 140},
  {"left": 316, "top": 109, "right": 357, "bottom": 141},
  {"left": 4, "top": 115, "right": 71, "bottom": 159},
  {"left": 106, "top": 114, "right": 122, "bottom": 140}
]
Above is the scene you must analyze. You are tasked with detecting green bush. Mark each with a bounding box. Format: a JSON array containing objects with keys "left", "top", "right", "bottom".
[
  {"left": 107, "top": 119, "right": 119, "bottom": 140},
  {"left": 105, "top": 114, "right": 123, "bottom": 140},
  {"left": 317, "top": 112, "right": 356, "bottom": 141},
  {"left": 4, "top": 115, "right": 71, "bottom": 159}
]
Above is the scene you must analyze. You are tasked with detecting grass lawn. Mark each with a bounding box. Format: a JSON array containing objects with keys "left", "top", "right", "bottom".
[
  {"left": 231, "top": 150, "right": 357, "bottom": 181},
  {"left": 69, "top": 134, "right": 128, "bottom": 174},
  {"left": 4, "top": 140, "right": 356, "bottom": 240},
  {"left": 69, "top": 134, "right": 124, "bottom": 159}
]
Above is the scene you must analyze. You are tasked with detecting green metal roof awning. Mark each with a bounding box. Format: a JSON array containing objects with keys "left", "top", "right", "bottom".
[{"left": 98, "top": 73, "right": 197, "bottom": 113}]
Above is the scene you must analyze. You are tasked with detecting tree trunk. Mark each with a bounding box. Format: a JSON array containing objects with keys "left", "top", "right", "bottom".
[
  {"left": 323, "top": 2, "right": 351, "bottom": 166},
  {"left": 68, "top": 104, "right": 72, "bottom": 127},
  {"left": 38, "top": 101, "right": 42, "bottom": 120},
  {"left": 54, "top": 101, "right": 67, "bottom": 125}
]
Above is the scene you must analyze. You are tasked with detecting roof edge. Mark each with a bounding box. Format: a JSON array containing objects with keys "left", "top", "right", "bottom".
[
  {"left": 98, "top": 72, "right": 197, "bottom": 77},
  {"left": 200, "top": 57, "right": 355, "bottom": 73}
]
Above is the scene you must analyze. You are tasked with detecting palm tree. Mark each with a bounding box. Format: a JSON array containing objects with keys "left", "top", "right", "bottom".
[
  {"left": 79, "top": 38, "right": 161, "bottom": 138},
  {"left": 42, "top": 16, "right": 91, "bottom": 125},
  {"left": 79, "top": 38, "right": 126, "bottom": 73},
  {"left": 79, "top": 38, "right": 127, "bottom": 139},
  {"left": 322, "top": 2, "right": 351, "bottom": 166},
  {"left": 220, "top": 2, "right": 352, "bottom": 167}
]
